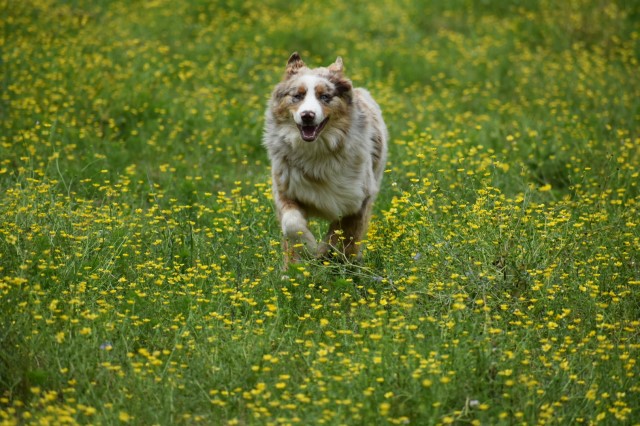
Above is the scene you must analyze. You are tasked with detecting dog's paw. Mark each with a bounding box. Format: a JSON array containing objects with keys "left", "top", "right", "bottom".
[{"left": 281, "top": 211, "right": 317, "bottom": 251}]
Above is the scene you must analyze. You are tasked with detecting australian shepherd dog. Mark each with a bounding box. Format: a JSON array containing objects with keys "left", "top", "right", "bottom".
[{"left": 263, "top": 52, "right": 388, "bottom": 268}]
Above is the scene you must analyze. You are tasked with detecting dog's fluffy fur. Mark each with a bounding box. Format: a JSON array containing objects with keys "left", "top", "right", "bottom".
[{"left": 263, "top": 52, "right": 388, "bottom": 267}]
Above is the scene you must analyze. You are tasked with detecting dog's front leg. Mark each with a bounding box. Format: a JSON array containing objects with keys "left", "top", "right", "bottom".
[{"left": 278, "top": 197, "right": 317, "bottom": 268}]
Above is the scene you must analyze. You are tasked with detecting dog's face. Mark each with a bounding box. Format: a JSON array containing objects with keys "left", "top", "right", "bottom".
[{"left": 270, "top": 53, "right": 353, "bottom": 143}]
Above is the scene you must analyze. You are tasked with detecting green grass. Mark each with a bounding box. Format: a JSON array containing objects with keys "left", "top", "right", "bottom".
[{"left": 1, "top": 0, "right": 639, "bottom": 424}]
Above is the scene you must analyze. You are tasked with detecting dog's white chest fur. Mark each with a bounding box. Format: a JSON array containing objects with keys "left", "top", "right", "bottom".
[{"left": 282, "top": 142, "right": 372, "bottom": 220}]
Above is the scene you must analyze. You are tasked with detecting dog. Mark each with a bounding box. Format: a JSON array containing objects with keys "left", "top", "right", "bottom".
[{"left": 263, "top": 52, "right": 388, "bottom": 268}]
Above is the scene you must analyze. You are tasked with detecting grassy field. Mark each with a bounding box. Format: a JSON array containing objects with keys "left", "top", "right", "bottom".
[{"left": 1, "top": 0, "right": 639, "bottom": 424}]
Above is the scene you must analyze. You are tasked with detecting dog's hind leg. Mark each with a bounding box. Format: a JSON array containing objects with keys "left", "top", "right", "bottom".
[{"left": 320, "top": 197, "right": 373, "bottom": 262}]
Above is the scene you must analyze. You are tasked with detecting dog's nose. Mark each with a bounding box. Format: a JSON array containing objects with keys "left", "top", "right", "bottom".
[{"left": 300, "top": 111, "right": 315, "bottom": 123}]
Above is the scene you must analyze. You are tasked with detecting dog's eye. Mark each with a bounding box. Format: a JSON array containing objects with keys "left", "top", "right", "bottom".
[
  {"left": 291, "top": 93, "right": 304, "bottom": 102},
  {"left": 319, "top": 94, "right": 332, "bottom": 103}
]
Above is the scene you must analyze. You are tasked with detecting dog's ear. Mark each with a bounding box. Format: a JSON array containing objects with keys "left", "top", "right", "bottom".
[
  {"left": 333, "top": 77, "right": 352, "bottom": 99},
  {"left": 328, "top": 56, "right": 344, "bottom": 74},
  {"left": 331, "top": 75, "right": 353, "bottom": 102},
  {"left": 328, "top": 56, "right": 351, "bottom": 100},
  {"left": 285, "top": 52, "right": 305, "bottom": 76}
]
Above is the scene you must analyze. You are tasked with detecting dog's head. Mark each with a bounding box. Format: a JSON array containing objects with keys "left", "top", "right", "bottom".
[{"left": 270, "top": 52, "right": 353, "bottom": 143}]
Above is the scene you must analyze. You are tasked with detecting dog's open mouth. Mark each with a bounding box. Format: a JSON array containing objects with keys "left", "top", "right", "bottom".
[{"left": 297, "top": 118, "right": 329, "bottom": 142}]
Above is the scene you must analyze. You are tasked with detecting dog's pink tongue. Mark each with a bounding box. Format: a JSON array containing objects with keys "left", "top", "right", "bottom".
[{"left": 301, "top": 126, "right": 317, "bottom": 141}]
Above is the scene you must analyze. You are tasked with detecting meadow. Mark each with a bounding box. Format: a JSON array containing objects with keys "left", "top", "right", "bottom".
[{"left": 1, "top": 0, "right": 639, "bottom": 424}]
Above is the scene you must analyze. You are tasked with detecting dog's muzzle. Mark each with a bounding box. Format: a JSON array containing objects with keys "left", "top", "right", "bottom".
[{"left": 297, "top": 111, "right": 328, "bottom": 142}]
